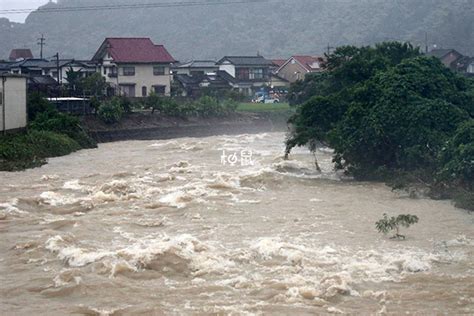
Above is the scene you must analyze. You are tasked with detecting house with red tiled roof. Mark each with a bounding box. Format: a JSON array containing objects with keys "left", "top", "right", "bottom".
[
  {"left": 275, "top": 55, "right": 324, "bottom": 83},
  {"left": 9, "top": 49, "right": 33, "bottom": 61},
  {"left": 92, "top": 38, "right": 176, "bottom": 97}
]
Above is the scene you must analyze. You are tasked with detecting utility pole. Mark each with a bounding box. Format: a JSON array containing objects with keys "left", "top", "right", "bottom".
[
  {"left": 425, "top": 32, "right": 429, "bottom": 54},
  {"left": 54, "top": 53, "right": 60, "bottom": 84},
  {"left": 2, "top": 76, "right": 6, "bottom": 135},
  {"left": 327, "top": 43, "right": 335, "bottom": 56},
  {"left": 37, "top": 34, "right": 46, "bottom": 59}
]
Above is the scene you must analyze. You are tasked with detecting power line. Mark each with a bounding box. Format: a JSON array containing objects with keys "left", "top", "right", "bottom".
[{"left": 0, "top": 0, "right": 269, "bottom": 15}]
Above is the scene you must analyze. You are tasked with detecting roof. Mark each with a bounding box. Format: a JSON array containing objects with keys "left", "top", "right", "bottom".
[
  {"left": 28, "top": 75, "right": 58, "bottom": 85},
  {"left": 174, "top": 74, "right": 202, "bottom": 85},
  {"left": 271, "top": 59, "right": 287, "bottom": 68},
  {"left": 426, "top": 49, "right": 462, "bottom": 59},
  {"left": 92, "top": 38, "right": 176, "bottom": 63},
  {"left": 177, "top": 60, "right": 217, "bottom": 68},
  {"left": 9, "top": 49, "right": 33, "bottom": 61},
  {"left": 278, "top": 56, "right": 324, "bottom": 73},
  {"left": 217, "top": 56, "right": 274, "bottom": 66},
  {"left": 175, "top": 72, "right": 231, "bottom": 89}
]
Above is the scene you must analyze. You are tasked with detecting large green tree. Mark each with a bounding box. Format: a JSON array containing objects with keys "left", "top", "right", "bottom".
[{"left": 286, "top": 42, "right": 473, "bottom": 190}]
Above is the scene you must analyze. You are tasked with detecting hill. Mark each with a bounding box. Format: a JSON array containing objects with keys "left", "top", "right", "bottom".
[{"left": 1, "top": 0, "right": 473, "bottom": 60}]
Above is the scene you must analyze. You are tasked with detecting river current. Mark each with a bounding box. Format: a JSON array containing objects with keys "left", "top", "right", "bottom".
[{"left": 0, "top": 132, "right": 473, "bottom": 315}]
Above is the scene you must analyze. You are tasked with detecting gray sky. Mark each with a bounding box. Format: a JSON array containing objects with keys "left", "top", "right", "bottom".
[{"left": 0, "top": 0, "right": 49, "bottom": 23}]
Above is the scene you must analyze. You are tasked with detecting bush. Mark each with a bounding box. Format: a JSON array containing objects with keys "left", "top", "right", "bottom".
[
  {"left": 0, "top": 130, "right": 81, "bottom": 171},
  {"left": 143, "top": 92, "right": 163, "bottom": 114},
  {"left": 221, "top": 99, "right": 239, "bottom": 113},
  {"left": 27, "top": 92, "right": 55, "bottom": 121},
  {"left": 97, "top": 98, "right": 124, "bottom": 124},
  {"left": 30, "top": 110, "right": 96, "bottom": 148},
  {"left": 194, "top": 96, "right": 223, "bottom": 117}
]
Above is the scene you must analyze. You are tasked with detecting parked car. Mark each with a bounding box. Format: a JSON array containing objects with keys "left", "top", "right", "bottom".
[{"left": 252, "top": 95, "right": 280, "bottom": 103}]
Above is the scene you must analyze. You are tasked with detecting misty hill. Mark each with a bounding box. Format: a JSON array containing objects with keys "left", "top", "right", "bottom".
[{"left": 1, "top": 0, "right": 473, "bottom": 61}]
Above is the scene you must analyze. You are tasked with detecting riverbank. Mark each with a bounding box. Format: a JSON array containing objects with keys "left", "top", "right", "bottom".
[{"left": 83, "top": 111, "right": 291, "bottom": 143}]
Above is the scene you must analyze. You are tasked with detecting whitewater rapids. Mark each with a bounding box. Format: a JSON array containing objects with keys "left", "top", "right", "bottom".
[{"left": 0, "top": 132, "right": 473, "bottom": 315}]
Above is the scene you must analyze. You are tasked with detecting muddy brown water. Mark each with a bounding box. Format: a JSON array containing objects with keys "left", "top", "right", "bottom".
[{"left": 0, "top": 132, "right": 472, "bottom": 315}]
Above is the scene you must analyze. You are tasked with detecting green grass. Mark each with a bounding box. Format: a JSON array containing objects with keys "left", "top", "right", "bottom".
[{"left": 237, "top": 102, "right": 291, "bottom": 112}]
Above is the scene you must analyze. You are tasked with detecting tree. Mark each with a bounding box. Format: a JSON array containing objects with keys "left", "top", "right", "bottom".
[
  {"left": 65, "top": 67, "right": 83, "bottom": 95},
  {"left": 375, "top": 214, "right": 419, "bottom": 239},
  {"left": 78, "top": 73, "right": 108, "bottom": 97}
]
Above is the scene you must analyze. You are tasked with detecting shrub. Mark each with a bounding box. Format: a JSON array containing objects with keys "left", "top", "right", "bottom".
[
  {"left": 375, "top": 213, "right": 419, "bottom": 239},
  {"left": 193, "top": 96, "right": 222, "bottom": 117},
  {"left": 27, "top": 92, "right": 55, "bottom": 120},
  {"left": 144, "top": 92, "right": 163, "bottom": 114},
  {"left": 97, "top": 98, "right": 124, "bottom": 124},
  {"left": 30, "top": 110, "right": 96, "bottom": 148},
  {"left": 221, "top": 99, "right": 239, "bottom": 114},
  {"left": 0, "top": 130, "right": 81, "bottom": 171}
]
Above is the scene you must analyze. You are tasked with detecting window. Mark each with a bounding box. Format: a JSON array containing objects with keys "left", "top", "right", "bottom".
[
  {"left": 236, "top": 68, "right": 249, "bottom": 80},
  {"left": 120, "top": 84, "right": 136, "bottom": 97},
  {"left": 153, "top": 85, "right": 166, "bottom": 95},
  {"left": 249, "top": 68, "right": 263, "bottom": 80},
  {"left": 142, "top": 86, "right": 147, "bottom": 97},
  {"left": 153, "top": 66, "right": 165, "bottom": 76},
  {"left": 103, "top": 67, "right": 107, "bottom": 75},
  {"left": 122, "top": 66, "right": 135, "bottom": 76},
  {"left": 0, "top": 92, "right": 3, "bottom": 106}
]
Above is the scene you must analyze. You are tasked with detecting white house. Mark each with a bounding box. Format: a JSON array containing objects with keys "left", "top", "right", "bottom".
[
  {"left": 0, "top": 74, "right": 28, "bottom": 133},
  {"left": 92, "top": 38, "right": 176, "bottom": 97}
]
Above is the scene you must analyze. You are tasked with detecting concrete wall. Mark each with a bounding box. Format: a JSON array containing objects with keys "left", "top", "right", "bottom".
[
  {"left": 103, "top": 63, "right": 171, "bottom": 97},
  {"left": 0, "top": 76, "right": 27, "bottom": 132}
]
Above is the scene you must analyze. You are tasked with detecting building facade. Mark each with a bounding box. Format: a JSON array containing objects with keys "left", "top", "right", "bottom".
[
  {"left": 216, "top": 56, "right": 278, "bottom": 95},
  {"left": 275, "top": 56, "right": 323, "bottom": 83},
  {"left": 92, "top": 38, "right": 176, "bottom": 97},
  {"left": 0, "top": 74, "right": 27, "bottom": 133}
]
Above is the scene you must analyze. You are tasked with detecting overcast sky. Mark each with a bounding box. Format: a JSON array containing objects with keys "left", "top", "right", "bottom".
[{"left": 0, "top": 0, "right": 49, "bottom": 23}]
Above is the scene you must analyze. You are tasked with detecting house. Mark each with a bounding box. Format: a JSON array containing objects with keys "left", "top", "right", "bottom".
[
  {"left": 426, "top": 49, "right": 464, "bottom": 70},
  {"left": 91, "top": 37, "right": 176, "bottom": 97},
  {"left": 467, "top": 58, "right": 474, "bottom": 75},
  {"left": 270, "top": 59, "right": 287, "bottom": 75},
  {"left": 9, "top": 49, "right": 33, "bottom": 61},
  {"left": 216, "top": 56, "right": 280, "bottom": 95},
  {"left": 4, "top": 58, "right": 97, "bottom": 85},
  {"left": 0, "top": 74, "right": 28, "bottom": 133},
  {"left": 172, "top": 60, "right": 218, "bottom": 76},
  {"left": 174, "top": 71, "right": 231, "bottom": 98},
  {"left": 275, "top": 55, "right": 324, "bottom": 83}
]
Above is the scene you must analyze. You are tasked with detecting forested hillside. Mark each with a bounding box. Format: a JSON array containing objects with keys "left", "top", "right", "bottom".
[{"left": 1, "top": 0, "right": 473, "bottom": 60}]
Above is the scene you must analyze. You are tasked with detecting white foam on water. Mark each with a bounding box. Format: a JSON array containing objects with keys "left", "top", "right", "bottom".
[
  {"left": 63, "top": 180, "right": 84, "bottom": 191},
  {"left": 41, "top": 174, "right": 60, "bottom": 181},
  {"left": 45, "top": 232, "right": 237, "bottom": 279},
  {"left": 39, "top": 191, "right": 79, "bottom": 206},
  {"left": 159, "top": 191, "right": 192, "bottom": 209}
]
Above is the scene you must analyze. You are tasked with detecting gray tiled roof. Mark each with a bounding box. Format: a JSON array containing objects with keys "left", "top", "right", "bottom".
[
  {"left": 217, "top": 56, "right": 273, "bottom": 66},
  {"left": 178, "top": 60, "right": 217, "bottom": 68}
]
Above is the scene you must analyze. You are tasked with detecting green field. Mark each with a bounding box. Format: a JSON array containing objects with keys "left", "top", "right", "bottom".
[{"left": 236, "top": 102, "right": 291, "bottom": 112}]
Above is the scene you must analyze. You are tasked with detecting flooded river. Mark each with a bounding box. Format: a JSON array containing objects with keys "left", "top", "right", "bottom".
[{"left": 1, "top": 132, "right": 473, "bottom": 315}]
